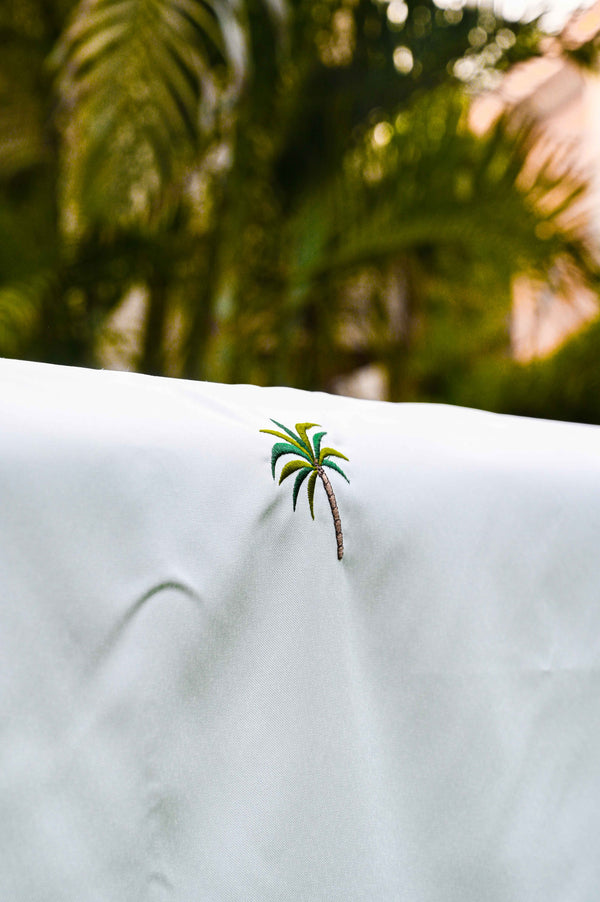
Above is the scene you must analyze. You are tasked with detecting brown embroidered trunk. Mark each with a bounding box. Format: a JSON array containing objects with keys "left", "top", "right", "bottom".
[{"left": 317, "top": 466, "right": 344, "bottom": 560}]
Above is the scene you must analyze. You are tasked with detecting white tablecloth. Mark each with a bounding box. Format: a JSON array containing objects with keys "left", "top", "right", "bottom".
[{"left": 2, "top": 356, "right": 600, "bottom": 900}]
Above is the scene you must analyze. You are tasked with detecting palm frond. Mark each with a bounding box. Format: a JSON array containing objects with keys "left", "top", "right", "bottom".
[
  {"left": 321, "top": 459, "right": 349, "bottom": 483},
  {"left": 259, "top": 426, "right": 309, "bottom": 455},
  {"left": 269, "top": 441, "right": 312, "bottom": 477},
  {"left": 269, "top": 418, "right": 313, "bottom": 454},
  {"left": 278, "top": 458, "right": 310, "bottom": 484},
  {"left": 295, "top": 422, "right": 320, "bottom": 454},
  {"left": 319, "top": 446, "right": 348, "bottom": 465},
  {"left": 311, "top": 430, "right": 327, "bottom": 460},
  {"left": 307, "top": 469, "right": 318, "bottom": 520},
  {"left": 53, "top": 0, "right": 247, "bottom": 226},
  {"left": 292, "top": 466, "right": 313, "bottom": 509},
  {"left": 290, "top": 85, "right": 596, "bottom": 292}
]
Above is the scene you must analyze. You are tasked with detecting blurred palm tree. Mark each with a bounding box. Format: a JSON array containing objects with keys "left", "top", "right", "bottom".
[{"left": 0, "top": 0, "right": 596, "bottom": 401}]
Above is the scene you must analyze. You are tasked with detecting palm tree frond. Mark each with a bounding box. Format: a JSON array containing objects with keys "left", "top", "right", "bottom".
[
  {"left": 270, "top": 418, "right": 313, "bottom": 454},
  {"left": 270, "top": 441, "right": 312, "bottom": 477},
  {"left": 259, "top": 428, "right": 309, "bottom": 455},
  {"left": 307, "top": 470, "right": 318, "bottom": 520},
  {"left": 289, "top": 84, "right": 596, "bottom": 299},
  {"left": 311, "top": 430, "right": 327, "bottom": 460},
  {"left": 279, "top": 459, "right": 310, "bottom": 484},
  {"left": 295, "top": 422, "right": 320, "bottom": 453},
  {"left": 321, "top": 459, "right": 349, "bottom": 483},
  {"left": 292, "top": 466, "right": 313, "bottom": 510},
  {"left": 54, "top": 0, "right": 246, "bottom": 226},
  {"left": 319, "top": 446, "right": 349, "bottom": 465}
]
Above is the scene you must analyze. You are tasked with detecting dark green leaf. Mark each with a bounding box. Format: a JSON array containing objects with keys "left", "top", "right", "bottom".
[
  {"left": 321, "top": 459, "right": 349, "bottom": 483},
  {"left": 312, "top": 430, "right": 327, "bottom": 460},
  {"left": 307, "top": 470, "right": 318, "bottom": 520},
  {"left": 292, "top": 465, "right": 313, "bottom": 509},
  {"left": 270, "top": 441, "right": 312, "bottom": 477}
]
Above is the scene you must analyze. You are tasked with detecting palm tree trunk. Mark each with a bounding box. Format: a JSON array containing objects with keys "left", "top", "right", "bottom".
[
  {"left": 318, "top": 466, "right": 344, "bottom": 560},
  {"left": 139, "top": 275, "right": 168, "bottom": 376}
]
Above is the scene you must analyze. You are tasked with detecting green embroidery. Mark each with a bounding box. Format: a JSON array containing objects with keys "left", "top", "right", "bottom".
[
  {"left": 292, "top": 466, "right": 312, "bottom": 510},
  {"left": 318, "top": 446, "right": 349, "bottom": 466},
  {"left": 279, "top": 459, "right": 310, "bottom": 484},
  {"left": 312, "top": 431, "right": 327, "bottom": 460},
  {"left": 261, "top": 429, "right": 309, "bottom": 455},
  {"left": 260, "top": 419, "right": 350, "bottom": 561},
  {"left": 321, "top": 458, "right": 350, "bottom": 483},
  {"left": 270, "top": 441, "right": 313, "bottom": 476},
  {"left": 271, "top": 419, "right": 311, "bottom": 451},
  {"left": 307, "top": 469, "right": 318, "bottom": 521},
  {"left": 295, "top": 422, "right": 320, "bottom": 452}
]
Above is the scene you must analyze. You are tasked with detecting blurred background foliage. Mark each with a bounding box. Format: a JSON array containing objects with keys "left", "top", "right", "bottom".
[{"left": 1, "top": 0, "right": 600, "bottom": 420}]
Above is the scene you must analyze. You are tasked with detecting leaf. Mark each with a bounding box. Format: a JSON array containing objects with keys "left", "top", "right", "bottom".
[
  {"left": 319, "top": 446, "right": 349, "bottom": 465},
  {"left": 311, "top": 430, "right": 327, "bottom": 460},
  {"left": 307, "top": 470, "right": 318, "bottom": 520},
  {"left": 295, "top": 422, "right": 320, "bottom": 454},
  {"left": 260, "top": 428, "right": 310, "bottom": 456},
  {"left": 54, "top": 0, "right": 245, "bottom": 226},
  {"left": 169, "top": 0, "right": 227, "bottom": 47},
  {"left": 279, "top": 459, "right": 310, "bottom": 484},
  {"left": 288, "top": 83, "right": 596, "bottom": 302},
  {"left": 270, "top": 419, "right": 313, "bottom": 454},
  {"left": 270, "top": 441, "right": 312, "bottom": 477},
  {"left": 321, "top": 459, "right": 349, "bottom": 483},
  {"left": 292, "top": 466, "right": 313, "bottom": 510}
]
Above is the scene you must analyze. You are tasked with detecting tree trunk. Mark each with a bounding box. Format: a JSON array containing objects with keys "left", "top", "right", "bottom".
[
  {"left": 139, "top": 275, "right": 168, "bottom": 376},
  {"left": 318, "top": 466, "right": 344, "bottom": 560}
]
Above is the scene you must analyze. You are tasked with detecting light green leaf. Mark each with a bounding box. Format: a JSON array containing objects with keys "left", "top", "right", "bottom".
[
  {"left": 319, "top": 446, "right": 349, "bottom": 465},
  {"left": 279, "top": 459, "right": 310, "bottom": 484},
  {"left": 295, "top": 422, "right": 320, "bottom": 455},
  {"left": 260, "top": 428, "right": 310, "bottom": 456},
  {"left": 270, "top": 419, "right": 313, "bottom": 454}
]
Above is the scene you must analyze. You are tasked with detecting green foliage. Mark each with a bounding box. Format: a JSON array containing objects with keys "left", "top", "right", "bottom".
[
  {"left": 53, "top": 0, "right": 247, "bottom": 228},
  {"left": 260, "top": 418, "right": 350, "bottom": 512},
  {"left": 261, "top": 418, "right": 350, "bottom": 559},
  {"left": 458, "top": 316, "right": 600, "bottom": 426},
  {"left": 0, "top": 0, "right": 599, "bottom": 423}
]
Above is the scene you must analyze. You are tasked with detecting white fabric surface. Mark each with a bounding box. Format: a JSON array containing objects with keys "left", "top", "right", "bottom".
[{"left": 2, "top": 356, "right": 600, "bottom": 901}]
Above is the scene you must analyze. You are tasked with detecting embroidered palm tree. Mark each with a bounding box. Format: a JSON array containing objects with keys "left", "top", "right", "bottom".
[{"left": 260, "top": 419, "right": 349, "bottom": 560}]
